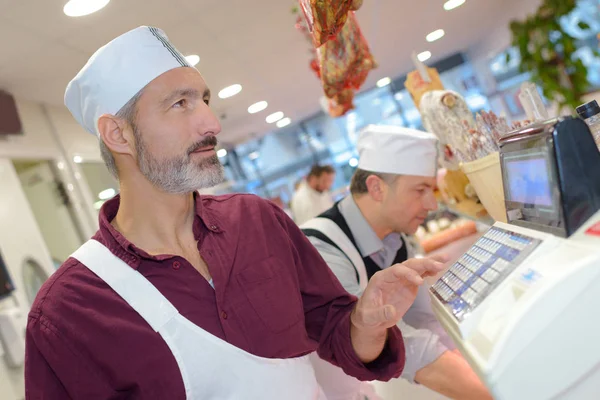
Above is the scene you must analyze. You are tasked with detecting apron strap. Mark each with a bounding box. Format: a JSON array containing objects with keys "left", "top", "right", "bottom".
[
  {"left": 301, "top": 218, "right": 369, "bottom": 290},
  {"left": 71, "top": 239, "right": 178, "bottom": 332}
]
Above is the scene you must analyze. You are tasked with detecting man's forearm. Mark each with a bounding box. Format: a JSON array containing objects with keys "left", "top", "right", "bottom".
[{"left": 414, "top": 350, "right": 493, "bottom": 400}]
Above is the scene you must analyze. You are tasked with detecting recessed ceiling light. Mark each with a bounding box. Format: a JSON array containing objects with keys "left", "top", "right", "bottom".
[
  {"left": 63, "top": 0, "right": 110, "bottom": 17},
  {"left": 218, "top": 84, "right": 242, "bottom": 99},
  {"left": 217, "top": 149, "right": 228, "bottom": 158},
  {"left": 73, "top": 155, "right": 83, "bottom": 163},
  {"left": 349, "top": 157, "right": 359, "bottom": 167},
  {"left": 248, "top": 101, "right": 268, "bottom": 114},
  {"left": 418, "top": 51, "right": 432, "bottom": 62},
  {"left": 93, "top": 200, "right": 105, "bottom": 210},
  {"left": 444, "top": 0, "right": 466, "bottom": 11},
  {"left": 266, "top": 111, "right": 284, "bottom": 124},
  {"left": 185, "top": 55, "right": 200, "bottom": 66},
  {"left": 98, "top": 188, "right": 116, "bottom": 200},
  {"left": 276, "top": 118, "right": 291, "bottom": 128},
  {"left": 376, "top": 77, "right": 391, "bottom": 87},
  {"left": 426, "top": 29, "right": 445, "bottom": 42}
]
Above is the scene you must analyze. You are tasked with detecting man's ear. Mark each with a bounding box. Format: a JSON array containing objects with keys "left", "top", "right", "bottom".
[
  {"left": 365, "top": 174, "right": 386, "bottom": 202},
  {"left": 97, "top": 114, "right": 134, "bottom": 156}
]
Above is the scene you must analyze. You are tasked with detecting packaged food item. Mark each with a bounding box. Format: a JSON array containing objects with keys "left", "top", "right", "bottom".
[
  {"left": 349, "top": 0, "right": 363, "bottom": 10},
  {"left": 405, "top": 67, "right": 445, "bottom": 110},
  {"left": 318, "top": 12, "right": 377, "bottom": 98},
  {"left": 421, "top": 220, "right": 478, "bottom": 253},
  {"left": 299, "top": 0, "right": 354, "bottom": 47},
  {"left": 294, "top": 14, "right": 322, "bottom": 80},
  {"left": 327, "top": 89, "right": 355, "bottom": 117}
]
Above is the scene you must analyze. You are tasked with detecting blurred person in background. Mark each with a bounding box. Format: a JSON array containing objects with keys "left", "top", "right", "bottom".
[{"left": 291, "top": 164, "right": 336, "bottom": 225}]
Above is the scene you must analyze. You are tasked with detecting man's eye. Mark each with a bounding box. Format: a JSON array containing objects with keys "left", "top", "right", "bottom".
[{"left": 173, "top": 99, "right": 187, "bottom": 108}]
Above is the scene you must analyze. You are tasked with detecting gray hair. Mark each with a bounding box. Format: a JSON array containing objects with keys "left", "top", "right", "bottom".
[
  {"left": 99, "top": 90, "right": 143, "bottom": 179},
  {"left": 349, "top": 168, "right": 399, "bottom": 195}
]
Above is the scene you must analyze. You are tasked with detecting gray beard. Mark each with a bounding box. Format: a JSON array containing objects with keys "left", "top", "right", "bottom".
[{"left": 134, "top": 130, "right": 225, "bottom": 194}]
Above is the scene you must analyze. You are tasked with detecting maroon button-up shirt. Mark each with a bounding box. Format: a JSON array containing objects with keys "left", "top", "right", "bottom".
[{"left": 25, "top": 194, "right": 405, "bottom": 399}]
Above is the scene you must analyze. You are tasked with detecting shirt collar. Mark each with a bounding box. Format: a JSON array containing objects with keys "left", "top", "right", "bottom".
[
  {"left": 98, "top": 193, "right": 222, "bottom": 269},
  {"left": 337, "top": 196, "right": 402, "bottom": 258}
]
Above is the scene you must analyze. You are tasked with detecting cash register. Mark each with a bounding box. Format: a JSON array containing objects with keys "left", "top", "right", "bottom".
[{"left": 429, "top": 117, "right": 600, "bottom": 400}]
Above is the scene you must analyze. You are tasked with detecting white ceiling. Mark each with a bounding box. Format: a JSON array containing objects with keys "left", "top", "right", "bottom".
[{"left": 0, "top": 0, "right": 537, "bottom": 145}]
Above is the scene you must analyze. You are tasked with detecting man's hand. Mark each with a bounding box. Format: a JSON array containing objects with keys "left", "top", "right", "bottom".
[{"left": 350, "top": 256, "right": 448, "bottom": 363}]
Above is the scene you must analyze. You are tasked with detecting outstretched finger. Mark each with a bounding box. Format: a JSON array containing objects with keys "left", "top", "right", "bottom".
[
  {"left": 382, "top": 264, "right": 424, "bottom": 285},
  {"left": 403, "top": 258, "right": 446, "bottom": 276},
  {"left": 428, "top": 253, "right": 451, "bottom": 264}
]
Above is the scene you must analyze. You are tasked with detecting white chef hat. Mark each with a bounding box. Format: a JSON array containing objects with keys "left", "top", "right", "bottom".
[
  {"left": 65, "top": 26, "right": 191, "bottom": 136},
  {"left": 357, "top": 125, "right": 439, "bottom": 177}
]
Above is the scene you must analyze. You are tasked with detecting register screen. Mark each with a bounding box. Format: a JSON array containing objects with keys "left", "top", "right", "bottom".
[{"left": 506, "top": 158, "right": 553, "bottom": 207}]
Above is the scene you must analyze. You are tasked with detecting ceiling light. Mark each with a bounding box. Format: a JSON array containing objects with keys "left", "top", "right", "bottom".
[
  {"left": 98, "top": 188, "right": 116, "bottom": 200},
  {"left": 426, "top": 29, "right": 445, "bottom": 42},
  {"left": 63, "top": 0, "right": 110, "bottom": 17},
  {"left": 93, "top": 200, "right": 105, "bottom": 210},
  {"left": 444, "top": 0, "right": 466, "bottom": 11},
  {"left": 418, "top": 51, "right": 432, "bottom": 62},
  {"left": 266, "top": 111, "right": 284, "bottom": 124},
  {"left": 185, "top": 55, "right": 200, "bottom": 66},
  {"left": 276, "top": 118, "right": 291, "bottom": 128},
  {"left": 217, "top": 149, "right": 228, "bottom": 158},
  {"left": 218, "top": 84, "right": 242, "bottom": 99},
  {"left": 248, "top": 151, "right": 260, "bottom": 160},
  {"left": 376, "top": 77, "right": 391, "bottom": 87},
  {"left": 57, "top": 162, "right": 65, "bottom": 170},
  {"left": 349, "top": 157, "right": 359, "bottom": 167},
  {"left": 248, "top": 101, "right": 268, "bottom": 114},
  {"left": 73, "top": 155, "right": 83, "bottom": 163}
]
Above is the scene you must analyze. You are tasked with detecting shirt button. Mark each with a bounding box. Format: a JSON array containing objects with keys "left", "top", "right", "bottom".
[
  {"left": 221, "top": 311, "right": 228, "bottom": 320},
  {"left": 172, "top": 261, "right": 181, "bottom": 270}
]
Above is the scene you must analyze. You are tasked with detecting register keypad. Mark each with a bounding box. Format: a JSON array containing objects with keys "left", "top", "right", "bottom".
[{"left": 431, "top": 226, "right": 541, "bottom": 321}]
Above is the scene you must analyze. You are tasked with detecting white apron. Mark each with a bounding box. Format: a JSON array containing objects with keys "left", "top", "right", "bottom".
[
  {"left": 71, "top": 239, "right": 326, "bottom": 400},
  {"left": 301, "top": 218, "right": 421, "bottom": 400}
]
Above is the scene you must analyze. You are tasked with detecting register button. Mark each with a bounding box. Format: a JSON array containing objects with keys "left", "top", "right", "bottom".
[{"left": 586, "top": 221, "right": 600, "bottom": 237}]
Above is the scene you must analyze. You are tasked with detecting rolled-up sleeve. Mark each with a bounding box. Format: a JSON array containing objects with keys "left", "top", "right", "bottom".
[
  {"left": 271, "top": 205, "right": 405, "bottom": 381},
  {"left": 309, "top": 236, "right": 454, "bottom": 382}
]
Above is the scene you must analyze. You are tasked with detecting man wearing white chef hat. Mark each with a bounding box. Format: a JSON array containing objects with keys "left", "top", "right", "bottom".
[
  {"left": 24, "top": 26, "right": 447, "bottom": 399},
  {"left": 303, "top": 125, "right": 493, "bottom": 400}
]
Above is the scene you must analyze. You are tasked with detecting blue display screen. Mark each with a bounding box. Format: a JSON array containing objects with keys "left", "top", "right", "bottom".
[{"left": 506, "top": 158, "right": 553, "bottom": 207}]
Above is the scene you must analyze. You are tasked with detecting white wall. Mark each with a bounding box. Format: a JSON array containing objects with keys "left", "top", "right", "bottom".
[
  {"left": 0, "top": 158, "right": 56, "bottom": 400},
  {"left": 0, "top": 101, "right": 61, "bottom": 160},
  {"left": 45, "top": 104, "right": 102, "bottom": 163},
  {"left": 17, "top": 162, "right": 84, "bottom": 263}
]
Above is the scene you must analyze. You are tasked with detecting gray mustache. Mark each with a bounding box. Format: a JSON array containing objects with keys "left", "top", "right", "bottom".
[{"left": 187, "top": 137, "right": 218, "bottom": 154}]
